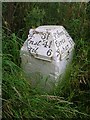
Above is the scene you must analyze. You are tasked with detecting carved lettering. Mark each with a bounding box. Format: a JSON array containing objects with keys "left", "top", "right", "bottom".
[
  {"left": 29, "top": 40, "right": 34, "bottom": 45},
  {"left": 55, "top": 40, "right": 59, "bottom": 47},
  {"left": 61, "top": 44, "right": 69, "bottom": 54},
  {"left": 55, "top": 39, "right": 65, "bottom": 47},
  {"left": 68, "top": 39, "right": 73, "bottom": 46},
  {"left": 33, "top": 41, "right": 41, "bottom": 46},
  {"left": 56, "top": 48, "right": 60, "bottom": 57},
  {"left": 29, "top": 47, "right": 39, "bottom": 54},
  {"left": 53, "top": 30, "right": 64, "bottom": 39}
]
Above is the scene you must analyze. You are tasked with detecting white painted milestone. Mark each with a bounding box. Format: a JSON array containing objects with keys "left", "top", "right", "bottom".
[{"left": 20, "top": 25, "right": 75, "bottom": 92}]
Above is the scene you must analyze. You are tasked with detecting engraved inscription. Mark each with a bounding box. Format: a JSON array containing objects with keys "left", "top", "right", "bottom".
[
  {"left": 61, "top": 44, "right": 69, "bottom": 54},
  {"left": 47, "top": 49, "right": 52, "bottom": 56},
  {"left": 27, "top": 27, "right": 74, "bottom": 60},
  {"left": 41, "top": 32, "right": 50, "bottom": 40},
  {"left": 29, "top": 47, "right": 39, "bottom": 54},
  {"left": 55, "top": 39, "right": 65, "bottom": 47},
  {"left": 53, "top": 30, "right": 64, "bottom": 39}
]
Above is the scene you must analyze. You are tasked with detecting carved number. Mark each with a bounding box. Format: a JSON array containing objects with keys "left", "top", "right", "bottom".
[
  {"left": 41, "top": 32, "right": 50, "bottom": 40},
  {"left": 42, "top": 41, "right": 48, "bottom": 48},
  {"left": 47, "top": 49, "right": 52, "bottom": 56}
]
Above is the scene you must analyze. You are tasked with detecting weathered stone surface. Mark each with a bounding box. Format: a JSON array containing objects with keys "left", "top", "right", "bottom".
[{"left": 20, "top": 26, "right": 75, "bottom": 92}]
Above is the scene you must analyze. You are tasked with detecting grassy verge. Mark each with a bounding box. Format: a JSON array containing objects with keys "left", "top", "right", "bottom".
[
  {"left": 2, "top": 2, "right": 90, "bottom": 119},
  {"left": 2, "top": 26, "right": 90, "bottom": 120}
]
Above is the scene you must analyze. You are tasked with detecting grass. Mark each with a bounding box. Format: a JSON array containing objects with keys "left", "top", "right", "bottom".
[
  {"left": 2, "top": 69, "right": 90, "bottom": 119},
  {"left": 2, "top": 2, "right": 90, "bottom": 119}
]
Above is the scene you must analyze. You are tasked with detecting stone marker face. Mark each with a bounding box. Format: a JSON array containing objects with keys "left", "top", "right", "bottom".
[
  {"left": 20, "top": 26, "right": 75, "bottom": 92},
  {"left": 27, "top": 26, "right": 74, "bottom": 62}
]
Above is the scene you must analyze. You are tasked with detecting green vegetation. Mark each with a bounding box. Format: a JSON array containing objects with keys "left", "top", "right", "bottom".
[{"left": 2, "top": 2, "right": 90, "bottom": 119}]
